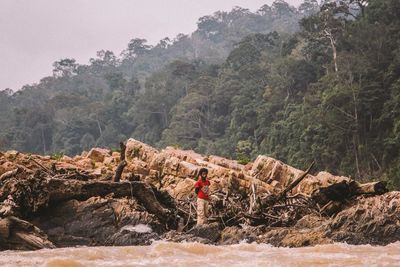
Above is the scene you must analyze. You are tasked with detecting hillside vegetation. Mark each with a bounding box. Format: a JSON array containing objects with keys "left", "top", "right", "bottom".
[{"left": 1, "top": 0, "right": 400, "bottom": 188}]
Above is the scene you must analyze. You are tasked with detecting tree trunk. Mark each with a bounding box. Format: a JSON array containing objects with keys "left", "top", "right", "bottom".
[
  {"left": 351, "top": 84, "right": 361, "bottom": 178},
  {"left": 0, "top": 216, "right": 55, "bottom": 250},
  {"left": 324, "top": 29, "right": 338, "bottom": 73},
  {"left": 41, "top": 127, "right": 46, "bottom": 155},
  {"left": 47, "top": 179, "right": 171, "bottom": 222},
  {"left": 113, "top": 142, "right": 127, "bottom": 182}
]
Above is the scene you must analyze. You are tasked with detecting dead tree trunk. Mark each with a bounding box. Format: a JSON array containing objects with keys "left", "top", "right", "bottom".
[
  {"left": 47, "top": 179, "right": 170, "bottom": 222},
  {"left": 324, "top": 29, "right": 338, "bottom": 73},
  {"left": 279, "top": 161, "right": 315, "bottom": 199},
  {"left": 352, "top": 181, "right": 388, "bottom": 195},
  {"left": 0, "top": 216, "right": 55, "bottom": 250},
  {"left": 113, "top": 142, "right": 127, "bottom": 182}
]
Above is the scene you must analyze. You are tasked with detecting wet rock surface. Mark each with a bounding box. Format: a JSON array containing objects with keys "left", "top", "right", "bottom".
[
  {"left": 327, "top": 192, "right": 400, "bottom": 245},
  {"left": 220, "top": 225, "right": 267, "bottom": 245},
  {"left": 0, "top": 139, "right": 398, "bottom": 250},
  {"left": 34, "top": 197, "right": 165, "bottom": 247},
  {"left": 187, "top": 223, "right": 221, "bottom": 242}
]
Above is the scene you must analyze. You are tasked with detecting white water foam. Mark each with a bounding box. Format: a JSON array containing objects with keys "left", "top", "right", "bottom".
[
  {"left": 0, "top": 241, "right": 399, "bottom": 267},
  {"left": 120, "top": 224, "right": 153, "bottom": 233}
]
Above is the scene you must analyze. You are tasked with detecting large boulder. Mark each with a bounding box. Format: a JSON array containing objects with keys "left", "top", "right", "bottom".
[
  {"left": 125, "top": 159, "right": 150, "bottom": 176},
  {"left": 327, "top": 192, "right": 400, "bottom": 245},
  {"left": 250, "top": 156, "right": 349, "bottom": 195},
  {"left": 220, "top": 225, "right": 266, "bottom": 244},
  {"left": 75, "top": 158, "right": 94, "bottom": 169},
  {"left": 208, "top": 155, "right": 244, "bottom": 171},
  {"left": 250, "top": 156, "right": 304, "bottom": 188},
  {"left": 168, "top": 178, "right": 196, "bottom": 200},
  {"left": 86, "top": 148, "right": 111, "bottom": 163},
  {"left": 162, "top": 147, "right": 203, "bottom": 164},
  {"left": 35, "top": 196, "right": 164, "bottom": 247},
  {"left": 177, "top": 161, "right": 198, "bottom": 178},
  {"left": 187, "top": 222, "right": 221, "bottom": 243},
  {"left": 125, "top": 139, "right": 158, "bottom": 163}
]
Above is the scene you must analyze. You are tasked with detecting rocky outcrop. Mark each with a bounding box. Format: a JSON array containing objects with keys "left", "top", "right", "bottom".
[
  {"left": 0, "top": 139, "right": 397, "bottom": 250},
  {"left": 0, "top": 216, "right": 55, "bottom": 250},
  {"left": 86, "top": 148, "right": 111, "bottom": 163},
  {"left": 35, "top": 197, "right": 163, "bottom": 247},
  {"left": 327, "top": 192, "right": 400, "bottom": 245},
  {"left": 162, "top": 223, "right": 221, "bottom": 244}
]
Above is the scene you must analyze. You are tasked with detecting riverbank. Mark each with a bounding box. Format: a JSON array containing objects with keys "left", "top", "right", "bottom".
[{"left": 0, "top": 139, "right": 399, "bottom": 250}]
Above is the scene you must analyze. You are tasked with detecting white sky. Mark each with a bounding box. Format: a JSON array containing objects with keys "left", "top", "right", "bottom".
[{"left": 0, "top": 0, "right": 304, "bottom": 90}]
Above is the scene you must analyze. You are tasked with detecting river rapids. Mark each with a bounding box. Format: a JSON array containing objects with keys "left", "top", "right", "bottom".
[{"left": 0, "top": 241, "right": 399, "bottom": 267}]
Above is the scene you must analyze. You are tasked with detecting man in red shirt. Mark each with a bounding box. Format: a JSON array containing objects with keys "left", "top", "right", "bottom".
[{"left": 194, "top": 168, "right": 210, "bottom": 225}]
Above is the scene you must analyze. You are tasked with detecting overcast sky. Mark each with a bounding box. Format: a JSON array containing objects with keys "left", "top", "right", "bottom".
[{"left": 0, "top": 0, "right": 304, "bottom": 91}]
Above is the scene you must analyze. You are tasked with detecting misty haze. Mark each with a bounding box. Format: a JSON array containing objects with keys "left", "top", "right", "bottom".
[{"left": 1, "top": 0, "right": 304, "bottom": 90}]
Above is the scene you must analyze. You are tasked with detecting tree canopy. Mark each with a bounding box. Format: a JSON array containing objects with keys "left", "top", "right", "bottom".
[{"left": 1, "top": 0, "right": 400, "bottom": 189}]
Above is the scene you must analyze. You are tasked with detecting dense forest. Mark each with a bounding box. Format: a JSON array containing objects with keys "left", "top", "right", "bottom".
[{"left": 1, "top": 0, "right": 400, "bottom": 189}]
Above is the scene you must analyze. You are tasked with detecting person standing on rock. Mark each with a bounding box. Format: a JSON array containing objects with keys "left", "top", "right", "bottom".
[{"left": 195, "top": 168, "right": 210, "bottom": 225}]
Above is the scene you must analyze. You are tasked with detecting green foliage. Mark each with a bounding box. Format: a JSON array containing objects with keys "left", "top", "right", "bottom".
[
  {"left": 236, "top": 140, "right": 253, "bottom": 165},
  {"left": 385, "top": 161, "right": 400, "bottom": 190},
  {"left": 1, "top": 0, "right": 400, "bottom": 187},
  {"left": 50, "top": 152, "right": 64, "bottom": 161},
  {"left": 110, "top": 148, "right": 121, "bottom": 153}
]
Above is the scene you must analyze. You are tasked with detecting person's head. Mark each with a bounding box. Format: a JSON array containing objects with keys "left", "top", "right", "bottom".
[{"left": 198, "top": 168, "right": 208, "bottom": 180}]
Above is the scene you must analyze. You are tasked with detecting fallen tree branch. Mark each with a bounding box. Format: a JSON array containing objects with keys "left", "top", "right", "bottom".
[
  {"left": 279, "top": 161, "right": 315, "bottom": 199},
  {"left": 113, "top": 142, "right": 127, "bottom": 182},
  {"left": 29, "top": 157, "right": 55, "bottom": 176}
]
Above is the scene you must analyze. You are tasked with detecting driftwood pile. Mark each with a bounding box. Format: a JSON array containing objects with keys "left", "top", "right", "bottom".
[
  {"left": 173, "top": 161, "right": 388, "bottom": 231},
  {"left": 0, "top": 139, "right": 394, "bottom": 250}
]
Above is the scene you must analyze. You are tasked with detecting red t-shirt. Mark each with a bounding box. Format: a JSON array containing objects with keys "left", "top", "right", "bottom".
[{"left": 195, "top": 178, "right": 210, "bottom": 200}]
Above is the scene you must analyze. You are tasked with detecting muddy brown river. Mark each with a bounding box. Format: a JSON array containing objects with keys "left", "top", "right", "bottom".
[{"left": 1, "top": 241, "right": 399, "bottom": 267}]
